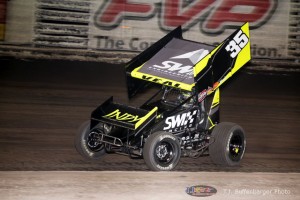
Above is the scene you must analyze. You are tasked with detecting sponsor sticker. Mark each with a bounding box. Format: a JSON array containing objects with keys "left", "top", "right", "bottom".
[
  {"left": 186, "top": 185, "right": 217, "bottom": 197},
  {"left": 104, "top": 109, "right": 141, "bottom": 123},
  {"left": 198, "top": 89, "right": 207, "bottom": 102},
  {"left": 163, "top": 109, "right": 198, "bottom": 132}
]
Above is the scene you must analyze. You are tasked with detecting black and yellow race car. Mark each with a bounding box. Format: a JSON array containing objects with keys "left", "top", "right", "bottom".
[{"left": 75, "top": 23, "right": 251, "bottom": 171}]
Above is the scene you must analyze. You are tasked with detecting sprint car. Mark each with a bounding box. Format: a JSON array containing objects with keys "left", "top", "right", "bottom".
[{"left": 75, "top": 23, "right": 251, "bottom": 171}]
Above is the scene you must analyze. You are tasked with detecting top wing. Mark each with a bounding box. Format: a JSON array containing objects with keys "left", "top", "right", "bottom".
[
  {"left": 131, "top": 38, "right": 214, "bottom": 91},
  {"left": 125, "top": 23, "right": 251, "bottom": 98}
]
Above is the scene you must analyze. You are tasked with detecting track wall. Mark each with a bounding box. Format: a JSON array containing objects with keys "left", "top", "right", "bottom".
[{"left": 1, "top": 0, "right": 299, "bottom": 65}]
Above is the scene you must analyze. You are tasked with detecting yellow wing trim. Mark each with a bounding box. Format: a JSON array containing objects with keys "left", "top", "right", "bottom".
[
  {"left": 135, "top": 106, "right": 158, "bottom": 129},
  {"left": 211, "top": 88, "right": 220, "bottom": 108},
  {"left": 131, "top": 67, "right": 195, "bottom": 91}
]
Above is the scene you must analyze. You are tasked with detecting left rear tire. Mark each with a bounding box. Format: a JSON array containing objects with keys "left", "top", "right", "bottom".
[{"left": 75, "top": 121, "right": 106, "bottom": 160}]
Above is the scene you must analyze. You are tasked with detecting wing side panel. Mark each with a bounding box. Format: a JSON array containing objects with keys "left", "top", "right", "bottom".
[{"left": 194, "top": 22, "right": 251, "bottom": 93}]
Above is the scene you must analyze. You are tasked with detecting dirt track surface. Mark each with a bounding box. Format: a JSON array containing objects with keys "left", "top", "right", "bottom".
[
  {"left": 0, "top": 58, "right": 299, "bottom": 172},
  {"left": 1, "top": 171, "right": 299, "bottom": 200}
]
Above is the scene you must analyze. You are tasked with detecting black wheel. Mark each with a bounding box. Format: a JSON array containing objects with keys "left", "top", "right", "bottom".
[
  {"left": 143, "top": 131, "right": 181, "bottom": 171},
  {"left": 75, "top": 121, "right": 108, "bottom": 160},
  {"left": 209, "top": 122, "right": 246, "bottom": 166}
]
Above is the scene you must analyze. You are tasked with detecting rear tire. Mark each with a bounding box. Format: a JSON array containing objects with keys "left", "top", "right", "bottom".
[
  {"left": 75, "top": 121, "right": 107, "bottom": 160},
  {"left": 209, "top": 122, "right": 246, "bottom": 166},
  {"left": 143, "top": 132, "right": 181, "bottom": 171}
]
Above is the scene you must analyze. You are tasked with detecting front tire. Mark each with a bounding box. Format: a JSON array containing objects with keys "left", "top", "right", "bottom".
[
  {"left": 143, "top": 131, "right": 181, "bottom": 171},
  {"left": 75, "top": 121, "right": 107, "bottom": 160},
  {"left": 209, "top": 122, "right": 246, "bottom": 166}
]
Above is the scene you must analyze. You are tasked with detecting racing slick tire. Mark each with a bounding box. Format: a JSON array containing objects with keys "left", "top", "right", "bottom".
[
  {"left": 75, "top": 121, "right": 107, "bottom": 160},
  {"left": 209, "top": 122, "right": 246, "bottom": 166},
  {"left": 143, "top": 131, "right": 181, "bottom": 171}
]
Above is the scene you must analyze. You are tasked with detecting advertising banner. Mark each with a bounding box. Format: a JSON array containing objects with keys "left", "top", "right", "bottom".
[{"left": 88, "top": 0, "right": 289, "bottom": 59}]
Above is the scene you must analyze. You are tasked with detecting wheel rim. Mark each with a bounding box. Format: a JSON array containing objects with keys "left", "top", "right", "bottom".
[
  {"left": 87, "top": 130, "right": 104, "bottom": 152},
  {"left": 229, "top": 132, "right": 244, "bottom": 160},
  {"left": 154, "top": 141, "right": 176, "bottom": 166}
]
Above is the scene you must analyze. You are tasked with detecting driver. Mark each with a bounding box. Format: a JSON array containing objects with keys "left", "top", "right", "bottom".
[{"left": 178, "top": 91, "right": 194, "bottom": 107}]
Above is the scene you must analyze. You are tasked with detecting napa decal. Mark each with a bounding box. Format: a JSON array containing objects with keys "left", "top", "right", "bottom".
[
  {"left": 186, "top": 185, "right": 217, "bottom": 197},
  {"left": 103, "top": 107, "right": 158, "bottom": 129},
  {"left": 163, "top": 109, "right": 198, "bottom": 132},
  {"left": 104, "top": 109, "right": 142, "bottom": 123}
]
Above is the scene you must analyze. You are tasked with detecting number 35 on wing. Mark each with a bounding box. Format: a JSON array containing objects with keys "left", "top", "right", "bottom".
[{"left": 225, "top": 29, "right": 249, "bottom": 58}]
